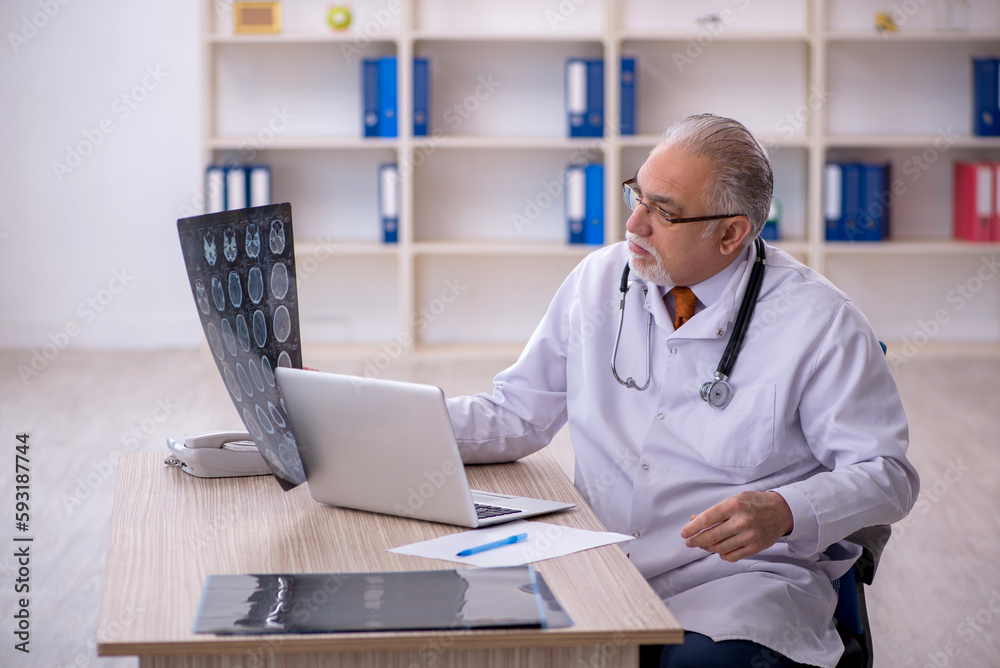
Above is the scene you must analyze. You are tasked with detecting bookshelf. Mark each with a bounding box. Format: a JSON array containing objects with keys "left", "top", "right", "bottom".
[{"left": 201, "top": 0, "right": 1000, "bottom": 353}]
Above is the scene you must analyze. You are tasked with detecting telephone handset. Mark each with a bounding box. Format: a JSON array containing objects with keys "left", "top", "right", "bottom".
[{"left": 165, "top": 430, "right": 272, "bottom": 478}]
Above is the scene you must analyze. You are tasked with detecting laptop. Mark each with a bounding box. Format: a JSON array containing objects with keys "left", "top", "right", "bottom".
[{"left": 275, "top": 367, "right": 575, "bottom": 528}]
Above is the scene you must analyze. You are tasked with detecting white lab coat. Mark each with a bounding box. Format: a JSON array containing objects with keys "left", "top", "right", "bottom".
[{"left": 446, "top": 241, "right": 919, "bottom": 667}]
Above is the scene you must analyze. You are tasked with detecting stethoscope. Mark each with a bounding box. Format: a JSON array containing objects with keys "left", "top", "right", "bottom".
[{"left": 611, "top": 236, "right": 766, "bottom": 409}]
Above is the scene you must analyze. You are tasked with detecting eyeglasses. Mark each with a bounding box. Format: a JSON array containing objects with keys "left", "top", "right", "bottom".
[{"left": 622, "top": 179, "right": 744, "bottom": 225}]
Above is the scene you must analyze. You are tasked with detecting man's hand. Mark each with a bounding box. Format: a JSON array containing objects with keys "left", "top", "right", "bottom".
[{"left": 680, "top": 491, "right": 794, "bottom": 562}]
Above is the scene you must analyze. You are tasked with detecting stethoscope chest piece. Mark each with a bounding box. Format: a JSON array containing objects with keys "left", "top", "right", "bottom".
[{"left": 700, "top": 376, "right": 733, "bottom": 409}]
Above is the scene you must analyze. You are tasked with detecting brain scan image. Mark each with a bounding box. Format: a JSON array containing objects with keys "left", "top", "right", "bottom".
[
  {"left": 273, "top": 305, "right": 291, "bottom": 342},
  {"left": 256, "top": 404, "right": 275, "bottom": 434},
  {"left": 237, "top": 363, "right": 254, "bottom": 398},
  {"left": 249, "top": 357, "right": 265, "bottom": 392},
  {"left": 228, "top": 271, "right": 243, "bottom": 308},
  {"left": 195, "top": 280, "right": 210, "bottom": 315},
  {"left": 221, "top": 318, "right": 237, "bottom": 357},
  {"left": 178, "top": 203, "right": 304, "bottom": 490},
  {"left": 261, "top": 355, "right": 275, "bottom": 387},
  {"left": 211, "top": 276, "right": 226, "bottom": 312},
  {"left": 224, "top": 366, "right": 242, "bottom": 401},
  {"left": 246, "top": 223, "right": 261, "bottom": 258},
  {"left": 223, "top": 228, "right": 238, "bottom": 262},
  {"left": 207, "top": 322, "right": 224, "bottom": 360},
  {"left": 236, "top": 314, "right": 250, "bottom": 353},
  {"left": 278, "top": 436, "right": 305, "bottom": 482},
  {"left": 269, "top": 219, "right": 286, "bottom": 254},
  {"left": 268, "top": 401, "right": 285, "bottom": 428},
  {"left": 203, "top": 232, "right": 217, "bottom": 266},
  {"left": 252, "top": 309, "right": 267, "bottom": 348},
  {"left": 248, "top": 267, "right": 264, "bottom": 304},
  {"left": 278, "top": 432, "right": 305, "bottom": 481},
  {"left": 243, "top": 407, "right": 264, "bottom": 441},
  {"left": 271, "top": 263, "right": 288, "bottom": 300}
]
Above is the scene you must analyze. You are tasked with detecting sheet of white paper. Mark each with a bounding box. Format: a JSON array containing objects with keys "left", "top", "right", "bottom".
[{"left": 388, "top": 520, "right": 633, "bottom": 567}]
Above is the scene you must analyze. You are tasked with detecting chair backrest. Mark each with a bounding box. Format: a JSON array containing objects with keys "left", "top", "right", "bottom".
[
  {"left": 832, "top": 567, "right": 863, "bottom": 636},
  {"left": 831, "top": 525, "right": 891, "bottom": 668},
  {"left": 832, "top": 565, "right": 871, "bottom": 668}
]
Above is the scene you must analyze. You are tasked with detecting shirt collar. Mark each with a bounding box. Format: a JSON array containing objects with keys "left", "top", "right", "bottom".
[
  {"left": 653, "top": 243, "right": 750, "bottom": 308},
  {"left": 688, "top": 243, "right": 751, "bottom": 308},
  {"left": 649, "top": 243, "right": 755, "bottom": 338}
]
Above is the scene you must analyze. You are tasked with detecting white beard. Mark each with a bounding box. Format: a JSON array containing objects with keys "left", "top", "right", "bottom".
[{"left": 626, "top": 232, "right": 675, "bottom": 290}]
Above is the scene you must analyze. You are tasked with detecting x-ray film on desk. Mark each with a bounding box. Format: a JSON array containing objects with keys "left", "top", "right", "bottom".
[
  {"left": 192, "top": 566, "right": 572, "bottom": 634},
  {"left": 177, "top": 202, "right": 306, "bottom": 490}
]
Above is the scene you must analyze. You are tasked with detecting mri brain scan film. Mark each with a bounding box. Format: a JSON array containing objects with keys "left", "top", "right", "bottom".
[{"left": 178, "top": 203, "right": 306, "bottom": 489}]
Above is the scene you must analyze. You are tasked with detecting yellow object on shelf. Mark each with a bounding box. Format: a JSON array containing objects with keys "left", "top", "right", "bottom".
[
  {"left": 875, "top": 12, "right": 898, "bottom": 33},
  {"left": 234, "top": 2, "right": 282, "bottom": 34}
]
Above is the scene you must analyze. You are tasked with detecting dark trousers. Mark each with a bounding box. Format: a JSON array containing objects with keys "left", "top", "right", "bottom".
[{"left": 640, "top": 631, "right": 813, "bottom": 668}]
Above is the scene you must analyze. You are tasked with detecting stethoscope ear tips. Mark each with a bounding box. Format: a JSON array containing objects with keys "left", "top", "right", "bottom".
[{"left": 700, "top": 379, "right": 733, "bottom": 409}]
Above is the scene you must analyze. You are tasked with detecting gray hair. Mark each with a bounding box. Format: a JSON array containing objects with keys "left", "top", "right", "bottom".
[{"left": 658, "top": 114, "right": 773, "bottom": 243}]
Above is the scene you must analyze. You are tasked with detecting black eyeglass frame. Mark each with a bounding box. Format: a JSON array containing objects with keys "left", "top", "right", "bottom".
[{"left": 622, "top": 178, "right": 745, "bottom": 224}]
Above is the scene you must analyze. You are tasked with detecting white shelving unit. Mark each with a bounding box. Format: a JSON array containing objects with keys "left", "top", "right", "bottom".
[{"left": 200, "top": 0, "right": 1000, "bottom": 353}]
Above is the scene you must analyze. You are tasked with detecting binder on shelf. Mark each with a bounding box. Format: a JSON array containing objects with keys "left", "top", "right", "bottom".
[
  {"left": 565, "top": 165, "right": 586, "bottom": 244},
  {"left": 620, "top": 57, "right": 636, "bottom": 136},
  {"left": 826, "top": 162, "right": 892, "bottom": 242},
  {"left": 377, "top": 56, "right": 398, "bottom": 138},
  {"left": 858, "top": 163, "right": 890, "bottom": 242},
  {"left": 761, "top": 199, "right": 779, "bottom": 241},
  {"left": 583, "top": 163, "right": 604, "bottom": 245},
  {"left": 379, "top": 163, "right": 399, "bottom": 244},
  {"left": 995, "top": 164, "right": 1000, "bottom": 242},
  {"left": 825, "top": 162, "right": 868, "bottom": 242},
  {"left": 362, "top": 58, "right": 380, "bottom": 137},
  {"left": 839, "top": 163, "right": 862, "bottom": 242},
  {"left": 566, "top": 59, "right": 587, "bottom": 138},
  {"left": 225, "top": 166, "right": 248, "bottom": 211},
  {"left": 824, "top": 163, "right": 843, "bottom": 241},
  {"left": 953, "top": 161, "right": 996, "bottom": 242},
  {"left": 585, "top": 59, "right": 604, "bottom": 138},
  {"left": 205, "top": 166, "right": 226, "bottom": 214},
  {"left": 973, "top": 57, "right": 1000, "bottom": 137},
  {"left": 248, "top": 165, "right": 272, "bottom": 208},
  {"left": 413, "top": 57, "right": 430, "bottom": 137}
]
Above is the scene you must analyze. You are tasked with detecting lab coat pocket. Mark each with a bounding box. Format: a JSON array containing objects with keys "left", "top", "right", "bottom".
[{"left": 699, "top": 383, "right": 775, "bottom": 468}]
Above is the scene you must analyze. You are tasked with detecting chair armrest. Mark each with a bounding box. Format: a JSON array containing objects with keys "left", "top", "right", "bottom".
[{"left": 843, "top": 525, "right": 891, "bottom": 585}]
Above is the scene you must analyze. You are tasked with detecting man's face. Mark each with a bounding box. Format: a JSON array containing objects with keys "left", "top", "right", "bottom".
[{"left": 625, "top": 144, "right": 731, "bottom": 288}]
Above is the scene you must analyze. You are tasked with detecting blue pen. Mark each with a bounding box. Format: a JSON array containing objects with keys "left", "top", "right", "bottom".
[{"left": 456, "top": 532, "right": 528, "bottom": 557}]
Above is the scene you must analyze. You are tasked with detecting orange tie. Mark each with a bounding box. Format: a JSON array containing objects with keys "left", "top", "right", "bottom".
[{"left": 670, "top": 286, "right": 697, "bottom": 329}]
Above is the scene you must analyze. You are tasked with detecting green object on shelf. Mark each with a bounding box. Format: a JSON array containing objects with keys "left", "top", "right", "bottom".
[{"left": 327, "top": 5, "right": 351, "bottom": 31}]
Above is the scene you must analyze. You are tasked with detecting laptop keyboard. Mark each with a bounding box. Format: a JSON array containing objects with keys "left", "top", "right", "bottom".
[{"left": 475, "top": 503, "right": 520, "bottom": 519}]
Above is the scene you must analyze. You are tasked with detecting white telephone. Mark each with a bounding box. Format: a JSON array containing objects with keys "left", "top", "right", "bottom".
[{"left": 165, "top": 430, "right": 272, "bottom": 478}]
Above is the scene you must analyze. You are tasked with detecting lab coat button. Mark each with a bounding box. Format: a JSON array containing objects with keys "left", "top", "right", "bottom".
[
  {"left": 669, "top": 347, "right": 677, "bottom": 355},
  {"left": 717, "top": 329, "right": 725, "bottom": 337},
  {"left": 642, "top": 463, "right": 649, "bottom": 471},
  {"left": 657, "top": 412, "right": 664, "bottom": 420},
  {"left": 632, "top": 531, "right": 640, "bottom": 538}
]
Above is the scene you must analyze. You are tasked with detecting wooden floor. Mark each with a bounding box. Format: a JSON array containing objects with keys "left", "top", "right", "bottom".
[{"left": 1, "top": 346, "right": 998, "bottom": 667}]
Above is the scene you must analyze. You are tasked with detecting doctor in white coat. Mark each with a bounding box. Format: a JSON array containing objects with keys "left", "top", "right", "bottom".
[{"left": 446, "top": 114, "right": 919, "bottom": 668}]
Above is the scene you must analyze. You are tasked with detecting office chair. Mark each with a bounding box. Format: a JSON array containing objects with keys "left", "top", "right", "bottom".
[
  {"left": 835, "top": 342, "right": 891, "bottom": 668},
  {"left": 832, "top": 525, "right": 890, "bottom": 668}
]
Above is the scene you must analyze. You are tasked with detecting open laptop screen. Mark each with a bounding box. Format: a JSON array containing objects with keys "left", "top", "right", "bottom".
[{"left": 177, "top": 202, "right": 306, "bottom": 490}]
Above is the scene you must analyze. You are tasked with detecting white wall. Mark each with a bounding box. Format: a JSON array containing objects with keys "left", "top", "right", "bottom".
[{"left": 0, "top": 0, "right": 203, "bottom": 351}]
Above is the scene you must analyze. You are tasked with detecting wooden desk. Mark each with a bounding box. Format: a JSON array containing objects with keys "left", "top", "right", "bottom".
[{"left": 97, "top": 452, "right": 681, "bottom": 667}]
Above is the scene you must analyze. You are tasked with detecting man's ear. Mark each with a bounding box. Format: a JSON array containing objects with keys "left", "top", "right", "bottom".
[{"left": 719, "top": 216, "right": 752, "bottom": 256}]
